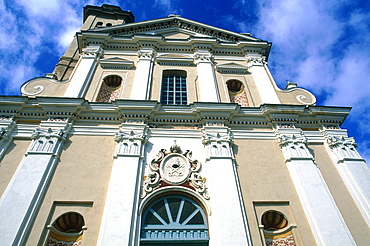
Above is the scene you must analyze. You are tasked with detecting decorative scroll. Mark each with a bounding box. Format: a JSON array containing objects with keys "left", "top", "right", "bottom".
[
  {"left": 141, "top": 141, "right": 209, "bottom": 199},
  {"left": 276, "top": 133, "right": 313, "bottom": 161},
  {"left": 114, "top": 130, "right": 147, "bottom": 156},
  {"left": 28, "top": 128, "right": 68, "bottom": 153},
  {"left": 202, "top": 131, "right": 233, "bottom": 159}
]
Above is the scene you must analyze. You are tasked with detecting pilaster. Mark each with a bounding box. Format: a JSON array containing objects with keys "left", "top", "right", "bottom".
[
  {"left": 201, "top": 123, "right": 252, "bottom": 245},
  {"left": 97, "top": 122, "right": 148, "bottom": 246},
  {"left": 275, "top": 127, "right": 355, "bottom": 245},
  {"left": 246, "top": 55, "right": 280, "bottom": 104},
  {"left": 322, "top": 127, "right": 370, "bottom": 227},
  {"left": 64, "top": 44, "right": 103, "bottom": 98},
  {"left": 194, "top": 50, "right": 220, "bottom": 103},
  {"left": 0, "top": 116, "right": 16, "bottom": 161},
  {"left": 0, "top": 119, "right": 70, "bottom": 246},
  {"left": 130, "top": 48, "right": 156, "bottom": 100}
]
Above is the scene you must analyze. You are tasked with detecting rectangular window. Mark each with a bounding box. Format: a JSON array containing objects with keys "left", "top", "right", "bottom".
[{"left": 161, "top": 71, "right": 187, "bottom": 105}]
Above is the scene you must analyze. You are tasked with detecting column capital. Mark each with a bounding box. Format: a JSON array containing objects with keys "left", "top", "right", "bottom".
[
  {"left": 246, "top": 55, "right": 266, "bottom": 66},
  {"left": 114, "top": 128, "right": 148, "bottom": 157},
  {"left": 202, "top": 129, "right": 233, "bottom": 159},
  {"left": 194, "top": 51, "right": 213, "bottom": 64},
  {"left": 323, "top": 131, "right": 363, "bottom": 162},
  {"left": 275, "top": 131, "right": 314, "bottom": 161},
  {"left": 81, "top": 45, "right": 103, "bottom": 58},
  {"left": 137, "top": 49, "right": 156, "bottom": 60}
]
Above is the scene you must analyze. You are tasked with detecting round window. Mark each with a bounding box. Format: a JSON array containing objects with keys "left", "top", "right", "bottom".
[{"left": 104, "top": 75, "right": 122, "bottom": 89}]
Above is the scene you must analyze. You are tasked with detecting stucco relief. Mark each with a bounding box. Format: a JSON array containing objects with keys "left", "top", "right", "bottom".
[
  {"left": 202, "top": 131, "right": 233, "bottom": 159},
  {"left": 141, "top": 142, "right": 209, "bottom": 199},
  {"left": 277, "top": 133, "right": 313, "bottom": 161},
  {"left": 28, "top": 127, "right": 69, "bottom": 154},
  {"left": 325, "top": 135, "right": 361, "bottom": 161},
  {"left": 114, "top": 130, "right": 147, "bottom": 156}
]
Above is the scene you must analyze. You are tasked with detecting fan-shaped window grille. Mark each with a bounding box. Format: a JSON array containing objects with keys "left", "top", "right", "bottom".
[
  {"left": 161, "top": 70, "right": 188, "bottom": 105},
  {"left": 140, "top": 196, "right": 209, "bottom": 245},
  {"left": 46, "top": 212, "right": 85, "bottom": 246},
  {"left": 96, "top": 75, "right": 122, "bottom": 102},
  {"left": 226, "top": 79, "right": 249, "bottom": 106}
]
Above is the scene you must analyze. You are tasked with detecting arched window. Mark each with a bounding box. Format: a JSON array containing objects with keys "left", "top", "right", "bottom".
[
  {"left": 226, "top": 79, "right": 249, "bottom": 106},
  {"left": 96, "top": 75, "right": 122, "bottom": 102},
  {"left": 140, "top": 195, "right": 209, "bottom": 245},
  {"left": 161, "top": 70, "right": 187, "bottom": 105},
  {"left": 261, "top": 210, "right": 296, "bottom": 246},
  {"left": 46, "top": 212, "right": 85, "bottom": 246}
]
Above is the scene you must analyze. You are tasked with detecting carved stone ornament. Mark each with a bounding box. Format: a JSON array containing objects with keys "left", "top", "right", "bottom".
[
  {"left": 138, "top": 50, "right": 155, "bottom": 59},
  {"left": 141, "top": 141, "right": 209, "bottom": 200},
  {"left": 325, "top": 135, "right": 361, "bottom": 160},
  {"left": 247, "top": 56, "right": 266, "bottom": 65},
  {"left": 202, "top": 131, "right": 233, "bottom": 158},
  {"left": 29, "top": 127, "right": 68, "bottom": 153},
  {"left": 114, "top": 130, "right": 147, "bottom": 156},
  {"left": 276, "top": 133, "right": 313, "bottom": 160},
  {"left": 194, "top": 53, "right": 213, "bottom": 63},
  {"left": 81, "top": 46, "right": 103, "bottom": 57}
]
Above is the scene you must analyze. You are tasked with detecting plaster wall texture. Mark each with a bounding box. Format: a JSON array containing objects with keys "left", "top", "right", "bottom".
[
  {"left": 234, "top": 139, "right": 317, "bottom": 246},
  {"left": 310, "top": 143, "right": 370, "bottom": 246},
  {"left": 0, "top": 140, "right": 30, "bottom": 197},
  {"left": 26, "top": 135, "right": 115, "bottom": 246}
]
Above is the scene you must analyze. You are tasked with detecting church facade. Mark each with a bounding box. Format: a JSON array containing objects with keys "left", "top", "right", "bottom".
[{"left": 0, "top": 4, "right": 369, "bottom": 246}]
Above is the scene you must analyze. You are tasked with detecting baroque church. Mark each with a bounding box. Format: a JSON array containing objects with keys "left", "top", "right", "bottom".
[{"left": 0, "top": 4, "right": 369, "bottom": 246}]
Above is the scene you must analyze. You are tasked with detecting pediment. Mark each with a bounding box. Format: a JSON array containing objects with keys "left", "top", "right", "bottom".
[
  {"left": 90, "top": 16, "right": 260, "bottom": 43},
  {"left": 216, "top": 62, "right": 251, "bottom": 74},
  {"left": 99, "top": 57, "right": 135, "bottom": 69}
]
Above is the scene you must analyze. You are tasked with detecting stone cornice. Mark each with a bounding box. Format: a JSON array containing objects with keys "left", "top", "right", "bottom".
[{"left": 0, "top": 97, "right": 352, "bottom": 132}]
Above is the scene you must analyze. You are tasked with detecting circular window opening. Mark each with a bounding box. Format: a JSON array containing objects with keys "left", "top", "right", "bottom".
[
  {"left": 52, "top": 212, "right": 85, "bottom": 233},
  {"left": 106, "top": 23, "right": 112, "bottom": 27},
  {"left": 104, "top": 75, "right": 122, "bottom": 88},
  {"left": 96, "top": 21, "right": 103, "bottom": 27},
  {"left": 261, "top": 210, "right": 288, "bottom": 231},
  {"left": 226, "top": 80, "right": 244, "bottom": 93}
]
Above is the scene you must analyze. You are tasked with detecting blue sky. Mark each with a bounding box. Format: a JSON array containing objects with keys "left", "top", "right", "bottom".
[{"left": 0, "top": 0, "right": 369, "bottom": 161}]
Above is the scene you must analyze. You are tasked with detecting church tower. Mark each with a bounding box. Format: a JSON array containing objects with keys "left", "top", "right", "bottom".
[{"left": 0, "top": 4, "right": 369, "bottom": 246}]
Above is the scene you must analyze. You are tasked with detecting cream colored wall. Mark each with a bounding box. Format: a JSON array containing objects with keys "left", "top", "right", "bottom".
[
  {"left": 150, "top": 64, "right": 198, "bottom": 103},
  {"left": 309, "top": 143, "right": 370, "bottom": 246},
  {"left": 214, "top": 72, "right": 262, "bottom": 106},
  {"left": 0, "top": 140, "right": 31, "bottom": 197},
  {"left": 26, "top": 135, "right": 116, "bottom": 245},
  {"left": 85, "top": 55, "right": 138, "bottom": 102},
  {"left": 234, "top": 139, "right": 317, "bottom": 246}
]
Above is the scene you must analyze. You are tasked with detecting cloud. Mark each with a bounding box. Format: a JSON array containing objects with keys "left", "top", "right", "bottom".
[{"left": 251, "top": 0, "right": 370, "bottom": 160}]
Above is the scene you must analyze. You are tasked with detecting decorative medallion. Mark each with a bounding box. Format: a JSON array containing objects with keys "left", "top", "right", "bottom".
[
  {"left": 141, "top": 141, "right": 209, "bottom": 199},
  {"left": 160, "top": 153, "right": 190, "bottom": 185}
]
